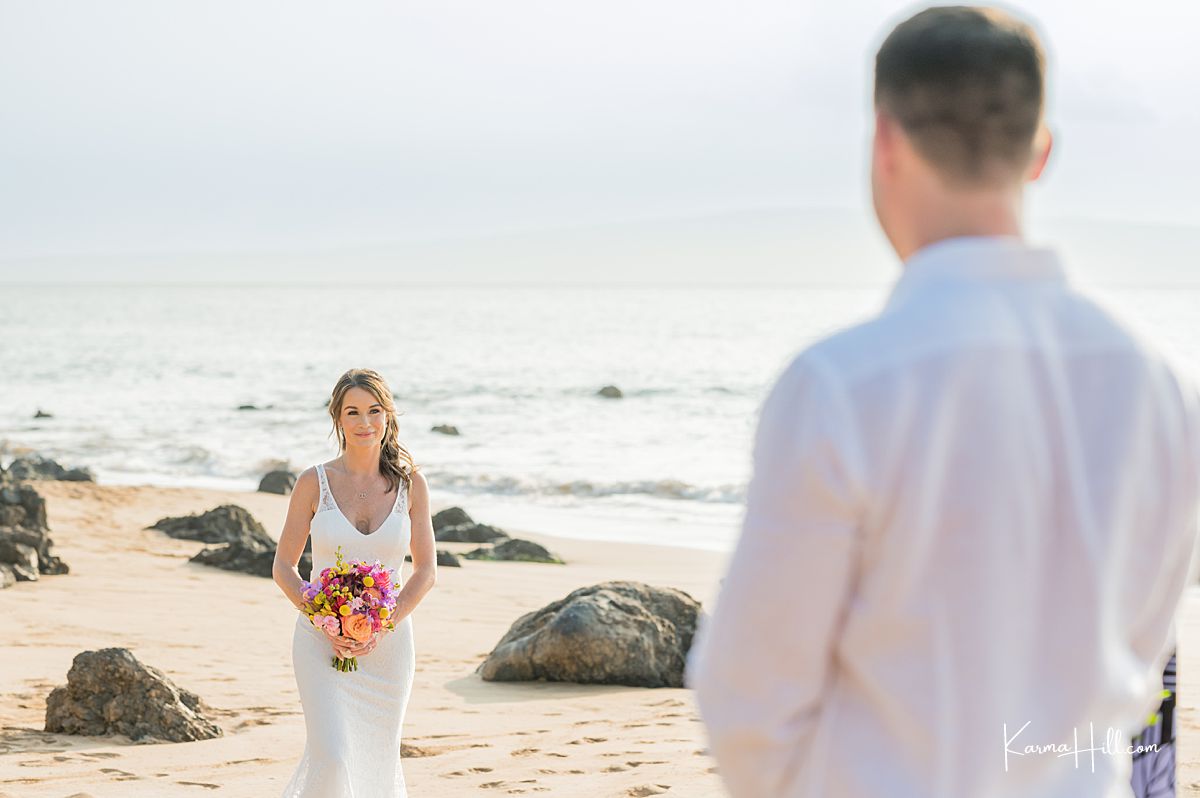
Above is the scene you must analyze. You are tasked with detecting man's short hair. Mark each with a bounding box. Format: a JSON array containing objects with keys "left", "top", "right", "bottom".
[{"left": 874, "top": 5, "right": 1046, "bottom": 187}]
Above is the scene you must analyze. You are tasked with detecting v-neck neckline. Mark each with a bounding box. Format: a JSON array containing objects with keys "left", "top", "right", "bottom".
[{"left": 320, "top": 462, "right": 398, "bottom": 538}]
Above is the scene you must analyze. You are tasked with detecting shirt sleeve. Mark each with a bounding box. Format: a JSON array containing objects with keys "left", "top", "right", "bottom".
[{"left": 686, "top": 350, "right": 867, "bottom": 797}]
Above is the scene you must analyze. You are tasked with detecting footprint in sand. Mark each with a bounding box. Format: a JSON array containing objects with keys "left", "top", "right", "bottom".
[
  {"left": 510, "top": 747, "right": 540, "bottom": 757},
  {"left": 176, "top": 781, "right": 221, "bottom": 789},
  {"left": 567, "top": 736, "right": 607, "bottom": 744},
  {"left": 79, "top": 752, "right": 121, "bottom": 759},
  {"left": 626, "top": 786, "right": 671, "bottom": 797},
  {"left": 221, "top": 758, "right": 272, "bottom": 766},
  {"left": 235, "top": 718, "right": 273, "bottom": 730},
  {"left": 400, "top": 743, "right": 445, "bottom": 757},
  {"left": 468, "top": 767, "right": 494, "bottom": 773}
]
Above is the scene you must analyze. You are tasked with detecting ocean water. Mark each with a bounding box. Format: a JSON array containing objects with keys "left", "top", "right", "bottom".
[{"left": 1, "top": 282, "right": 1197, "bottom": 552}]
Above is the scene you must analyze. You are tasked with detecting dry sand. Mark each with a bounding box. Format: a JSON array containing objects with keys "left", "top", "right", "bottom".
[
  {"left": 1, "top": 480, "right": 1196, "bottom": 796},
  {"left": 0, "top": 481, "right": 727, "bottom": 797}
]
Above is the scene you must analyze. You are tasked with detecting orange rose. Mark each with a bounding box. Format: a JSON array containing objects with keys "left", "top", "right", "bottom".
[{"left": 342, "top": 613, "right": 373, "bottom": 643}]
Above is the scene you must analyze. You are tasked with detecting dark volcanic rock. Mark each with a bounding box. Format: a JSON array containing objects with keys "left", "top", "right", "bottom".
[
  {"left": 432, "top": 506, "right": 473, "bottom": 531},
  {"left": 0, "top": 476, "right": 70, "bottom": 586},
  {"left": 477, "top": 581, "right": 701, "bottom": 687},
  {"left": 464, "top": 538, "right": 564, "bottom": 564},
  {"left": 435, "top": 522, "right": 510, "bottom": 544},
  {"left": 148, "top": 504, "right": 274, "bottom": 548},
  {"left": 404, "top": 549, "right": 463, "bottom": 567},
  {"left": 191, "top": 540, "right": 312, "bottom": 580},
  {"left": 44, "top": 648, "right": 223, "bottom": 743},
  {"left": 6, "top": 455, "right": 94, "bottom": 482},
  {"left": 257, "top": 469, "right": 297, "bottom": 495},
  {"left": 597, "top": 385, "right": 623, "bottom": 399},
  {"left": 0, "top": 537, "right": 39, "bottom": 581},
  {"left": 430, "top": 424, "right": 460, "bottom": 436}
]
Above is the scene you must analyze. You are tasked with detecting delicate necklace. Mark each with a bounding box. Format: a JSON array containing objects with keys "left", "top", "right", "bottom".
[{"left": 337, "top": 457, "right": 371, "bottom": 500}]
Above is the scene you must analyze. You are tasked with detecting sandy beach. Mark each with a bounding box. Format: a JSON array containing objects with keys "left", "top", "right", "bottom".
[
  {"left": 0, "top": 480, "right": 728, "bottom": 797},
  {"left": 2, "top": 479, "right": 1197, "bottom": 797}
]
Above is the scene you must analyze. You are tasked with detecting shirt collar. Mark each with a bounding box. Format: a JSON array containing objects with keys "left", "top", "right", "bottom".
[{"left": 884, "top": 235, "right": 1067, "bottom": 311}]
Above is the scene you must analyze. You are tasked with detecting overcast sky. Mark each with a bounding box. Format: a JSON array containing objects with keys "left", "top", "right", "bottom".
[{"left": 1, "top": 1, "right": 1197, "bottom": 282}]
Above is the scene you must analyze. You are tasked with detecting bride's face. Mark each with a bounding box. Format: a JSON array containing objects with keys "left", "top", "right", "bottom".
[{"left": 340, "top": 386, "right": 387, "bottom": 449}]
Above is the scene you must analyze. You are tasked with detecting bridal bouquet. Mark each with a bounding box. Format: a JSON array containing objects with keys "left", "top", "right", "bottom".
[{"left": 300, "top": 545, "right": 399, "bottom": 672}]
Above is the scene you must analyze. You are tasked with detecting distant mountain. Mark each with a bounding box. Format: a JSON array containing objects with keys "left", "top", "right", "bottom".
[{"left": 1, "top": 208, "right": 1195, "bottom": 286}]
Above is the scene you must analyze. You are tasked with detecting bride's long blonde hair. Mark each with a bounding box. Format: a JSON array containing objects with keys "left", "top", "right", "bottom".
[{"left": 326, "top": 368, "right": 417, "bottom": 493}]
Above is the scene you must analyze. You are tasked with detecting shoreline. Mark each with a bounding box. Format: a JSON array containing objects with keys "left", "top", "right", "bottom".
[{"left": 61, "top": 469, "right": 743, "bottom": 555}]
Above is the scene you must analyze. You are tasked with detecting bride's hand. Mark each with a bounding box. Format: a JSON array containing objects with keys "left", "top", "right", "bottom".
[
  {"left": 320, "top": 625, "right": 361, "bottom": 659},
  {"left": 350, "top": 630, "right": 384, "bottom": 658}
]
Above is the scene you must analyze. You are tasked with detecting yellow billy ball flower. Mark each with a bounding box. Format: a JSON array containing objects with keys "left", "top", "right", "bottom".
[
  {"left": 363, "top": 576, "right": 374, "bottom": 587},
  {"left": 379, "top": 607, "right": 390, "bottom": 618},
  {"left": 339, "top": 604, "right": 351, "bottom": 616}
]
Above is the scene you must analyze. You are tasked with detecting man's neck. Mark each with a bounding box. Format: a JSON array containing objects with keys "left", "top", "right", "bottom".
[{"left": 896, "top": 190, "right": 1024, "bottom": 262}]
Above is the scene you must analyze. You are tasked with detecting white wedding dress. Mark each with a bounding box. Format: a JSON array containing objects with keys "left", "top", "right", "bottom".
[{"left": 282, "top": 462, "right": 416, "bottom": 797}]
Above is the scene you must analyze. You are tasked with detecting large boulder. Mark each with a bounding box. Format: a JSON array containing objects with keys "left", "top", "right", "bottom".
[
  {"left": 6, "top": 455, "right": 94, "bottom": 482},
  {"left": 436, "top": 522, "right": 509, "bottom": 544},
  {"left": 432, "top": 506, "right": 473, "bottom": 531},
  {"left": 464, "top": 538, "right": 564, "bottom": 564},
  {"left": 257, "top": 469, "right": 297, "bottom": 495},
  {"left": 191, "top": 540, "right": 312, "bottom": 580},
  {"left": 477, "top": 581, "right": 701, "bottom": 687},
  {"left": 597, "top": 385, "right": 623, "bottom": 399},
  {"left": 430, "top": 424, "right": 460, "bottom": 436},
  {"left": 44, "top": 648, "right": 223, "bottom": 743},
  {"left": 148, "top": 504, "right": 274, "bottom": 548}
]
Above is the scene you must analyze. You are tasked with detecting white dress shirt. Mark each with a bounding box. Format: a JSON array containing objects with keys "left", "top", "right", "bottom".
[{"left": 687, "top": 235, "right": 1200, "bottom": 798}]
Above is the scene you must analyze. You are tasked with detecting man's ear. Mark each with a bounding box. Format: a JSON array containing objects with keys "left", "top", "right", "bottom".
[
  {"left": 873, "top": 109, "right": 898, "bottom": 177},
  {"left": 1026, "top": 123, "right": 1052, "bottom": 182}
]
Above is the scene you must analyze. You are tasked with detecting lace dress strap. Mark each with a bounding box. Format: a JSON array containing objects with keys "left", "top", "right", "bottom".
[{"left": 315, "top": 463, "right": 337, "bottom": 513}]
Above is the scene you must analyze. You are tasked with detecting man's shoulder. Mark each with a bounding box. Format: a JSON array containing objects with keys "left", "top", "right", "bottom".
[{"left": 779, "top": 309, "right": 905, "bottom": 389}]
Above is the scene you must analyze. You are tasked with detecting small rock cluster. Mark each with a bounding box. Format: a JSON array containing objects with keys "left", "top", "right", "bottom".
[
  {"left": 464, "top": 538, "right": 563, "bottom": 564},
  {"left": 434, "top": 507, "right": 564, "bottom": 563},
  {"left": 148, "top": 503, "right": 311, "bottom": 580},
  {"left": 433, "top": 507, "right": 509, "bottom": 543},
  {"left": 5, "top": 454, "right": 95, "bottom": 482}
]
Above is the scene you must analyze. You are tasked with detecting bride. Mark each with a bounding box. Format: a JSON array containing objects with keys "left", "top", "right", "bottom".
[{"left": 273, "top": 367, "right": 437, "bottom": 796}]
